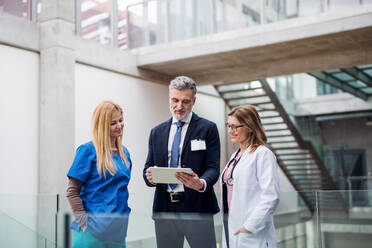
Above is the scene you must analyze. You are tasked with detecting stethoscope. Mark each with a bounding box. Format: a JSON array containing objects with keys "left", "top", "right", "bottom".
[{"left": 223, "top": 149, "right": 242, "bottom": 186}]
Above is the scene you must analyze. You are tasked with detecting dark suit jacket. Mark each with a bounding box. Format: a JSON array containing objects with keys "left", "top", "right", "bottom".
[{"left": 143, "top": 113, "right": 220, "bottom": 214}]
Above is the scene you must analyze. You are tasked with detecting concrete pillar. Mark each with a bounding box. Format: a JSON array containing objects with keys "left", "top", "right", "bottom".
[
  {"left": 38, "top": 0, "right": 76, "bottom": 245},
  {"left": 39, "top": 0, "right": 75, "bottom": 195}
]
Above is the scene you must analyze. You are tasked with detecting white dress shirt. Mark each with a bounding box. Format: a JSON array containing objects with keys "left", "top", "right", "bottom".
[{"left": 167, "top": 112, "right": 206, "bottom": 192}]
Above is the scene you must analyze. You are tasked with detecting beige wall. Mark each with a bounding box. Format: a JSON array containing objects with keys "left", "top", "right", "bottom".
[{"left": 0, "top": 44, "right": 39, "bottom": 247}]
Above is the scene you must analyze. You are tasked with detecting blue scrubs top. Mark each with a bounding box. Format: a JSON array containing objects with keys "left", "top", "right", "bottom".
[{"left": 67, "top": 141, "right": 132, "bottom": 242}]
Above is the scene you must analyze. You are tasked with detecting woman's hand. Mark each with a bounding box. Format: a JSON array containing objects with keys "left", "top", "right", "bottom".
[{"left": 234, "top": 226, "right": 252, "bottom": 235}]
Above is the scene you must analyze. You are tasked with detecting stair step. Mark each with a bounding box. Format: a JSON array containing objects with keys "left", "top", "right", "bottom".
[
  {"left": 282, "top": 161, "right": 317, "bottom": 166},
  {"left": 285, "top": 167, "right": 320, "bottom": 171},
  {"left": 225, "top": 93, "right": 268, "bottom": 101},
  {"left": 267, "top": 134, "right": 293, "bottom": 139},
  {"left": 218, "top": 87, "right": 263, "bottom": 94},
  {"left": 279, "top": 157, "right": 314, "bottom": 161},
  {"left": 269, "top": 140, "right": 298, "bottom": 144},
  {"left": 290, "top": 173, "right": 322, "bottom": 177},
  {"left": 260, "top": 114, "right": 280, "bottom": 119}
]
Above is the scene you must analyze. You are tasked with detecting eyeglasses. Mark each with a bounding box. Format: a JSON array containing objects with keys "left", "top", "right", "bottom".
[{"left": 225, "top": 123, "right": 245, "bottom": 132}]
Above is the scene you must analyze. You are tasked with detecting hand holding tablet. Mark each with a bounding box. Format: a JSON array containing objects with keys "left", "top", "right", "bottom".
[{"left": 150, "top": 167, "right": 193, "bottom": 184}]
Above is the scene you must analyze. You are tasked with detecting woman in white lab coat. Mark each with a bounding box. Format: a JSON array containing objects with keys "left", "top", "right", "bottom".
[{"left": 221, "top": 104, "right": 280, "bottom": 248}]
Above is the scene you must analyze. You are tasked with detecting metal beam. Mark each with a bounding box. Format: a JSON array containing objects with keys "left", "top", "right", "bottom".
[{"left": 309, "top": 71, "right": 368, "bottom": 100}]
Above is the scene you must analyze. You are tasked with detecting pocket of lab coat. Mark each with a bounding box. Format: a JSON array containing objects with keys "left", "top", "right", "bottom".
[
  {"left": 237, "top": 232, "right": 257, "bottom": 247},
  {"left": 238, "top": 232, "right": 269, "bottom": 248}
]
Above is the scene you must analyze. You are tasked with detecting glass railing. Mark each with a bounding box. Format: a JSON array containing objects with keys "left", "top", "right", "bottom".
[
  {"left": 1, "top": 190, "right": 372, "bottom": 247},
  {"left": 317, "top": 190, "right": 372, "bottom": 248},
  {"left": 2, "top": 0, "right": 371, "bottom": 49},
  {"left": 0, "top": 208, "right": 58, "bottom": 248},
  {"left": 346, "top": 177, "right": 372, "bottom": 208},
  {"left": 125, "top": 0, "right": 371, "bottom": 49}
]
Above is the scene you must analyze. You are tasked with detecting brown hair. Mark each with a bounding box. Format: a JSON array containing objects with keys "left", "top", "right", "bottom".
[
  {"left": 92, "top": 100, "right": 129, "bottom": 178},
  {"left": 228, "top": 104, "right": 267, "bottom": 153}
]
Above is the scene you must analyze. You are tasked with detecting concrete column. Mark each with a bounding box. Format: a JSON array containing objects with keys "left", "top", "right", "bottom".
[
  {"left": 38, "top": 0, "right": 76, "bottom": 245},
  {"left": 39, "top": 0, "right": 75, "bottom": 195}
]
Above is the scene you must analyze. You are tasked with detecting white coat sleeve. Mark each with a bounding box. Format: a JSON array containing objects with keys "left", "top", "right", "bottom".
[{"left": 243, "top": 149, "right": 280, "bottom": 233}]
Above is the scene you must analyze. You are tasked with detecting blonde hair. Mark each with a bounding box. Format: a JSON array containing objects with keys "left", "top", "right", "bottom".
[
  {"left": 228, "top": 104, "right": 267, "bottom": 153},
  {"left": 92, "top": 100, "right": 129, "bottom": 178}
]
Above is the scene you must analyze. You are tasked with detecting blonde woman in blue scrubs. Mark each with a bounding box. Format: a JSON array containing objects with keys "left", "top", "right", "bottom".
[
  {"left": 221, "top": 105, "right": 280, "bottom": 248},
  {"left": 66, "top": 100, "right": 132, "bottom": 248}
]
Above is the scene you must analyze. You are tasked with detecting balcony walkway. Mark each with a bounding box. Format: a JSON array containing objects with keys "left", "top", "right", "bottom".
[{"left": 136, "top": 7, "right": 372, "bottom": 85}]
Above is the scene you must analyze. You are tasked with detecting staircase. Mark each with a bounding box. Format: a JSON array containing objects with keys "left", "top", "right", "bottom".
[{"left": 215, "top": 79, "right": 347, "bottom": 212}]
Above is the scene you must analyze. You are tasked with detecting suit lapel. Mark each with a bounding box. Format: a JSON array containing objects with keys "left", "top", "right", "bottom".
[{"left": 160, "top": 118, "right": 172, "bottom": 167}]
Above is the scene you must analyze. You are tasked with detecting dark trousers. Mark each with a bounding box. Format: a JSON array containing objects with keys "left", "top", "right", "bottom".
[{"left": 154, "top": 199, "right": 216, "bottom": 248}]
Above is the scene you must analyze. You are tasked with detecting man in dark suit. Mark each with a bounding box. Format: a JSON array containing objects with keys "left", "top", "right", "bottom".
[{"left": 143, "top": 76, "right": 220, "bottom": 248}]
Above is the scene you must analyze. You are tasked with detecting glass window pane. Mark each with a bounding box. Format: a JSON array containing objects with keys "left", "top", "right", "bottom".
[
  {"left": 37, "top": 0, "right": 41, "bottom": 22},
  {"left": 127, "top": 2, "right": 146, "bottom": 48},
  {"left": 117, "top": 0, "right": 128, "bottom": 50},
  {"left": 333, "top": 72, "right": 354, "bottom": 81},
  {"left": 328, "top": 0, "right": 361, "bottom": 11},
  {"left": 148, "top": 0, "right": 165, "bottom": 46},
  {"left": 126, "top": 0, "right": 165, "bottom": 48},
  {"left": 0, "top": 0, "right": 30, "bottom": 20},
  {"left": 266, "top": 0, "right": 298, "bottom": 23},
  {"left": 348, "top": 81, "right": 367, "bottom": 88},
  {"left": 358, "top": 64, "right": 372, "bottom": 69},
  {"left": 298, "top": 0, "right": 320, "bottom": 17},
  {"left": 81, "top": 0, "right": 112, "bottom": 46},
  {"left": 361, "top": 87, "right": 372, "bottom": 94},
  {"left": 363, "top": 69, "right": 372, "bottom": 77},
  {"left": 225, "top": 0, "right": 260, "bottom": 30},
  {"left": 170, "top": 0, "right": 212, "bottom": 41},
  {"left": 325, "top": 68, "right": 340, "bottom": 73},
  {"left": 214, "top": 0, "right": 224, "bottom": 33}
]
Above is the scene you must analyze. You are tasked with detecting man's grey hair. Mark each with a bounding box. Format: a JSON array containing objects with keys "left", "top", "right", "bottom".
[{"left": 169, "top": 76, "right": 197, "bottom": 98}]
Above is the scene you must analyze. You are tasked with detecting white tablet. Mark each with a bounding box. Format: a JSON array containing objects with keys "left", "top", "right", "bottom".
[{"left": 150, "top": 167, "right": 193, "bottom": 184}]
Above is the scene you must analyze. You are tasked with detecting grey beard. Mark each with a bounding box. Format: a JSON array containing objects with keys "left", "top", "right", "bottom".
[{"left": 169, "top": 107, "right": 192, "bottom": 121}]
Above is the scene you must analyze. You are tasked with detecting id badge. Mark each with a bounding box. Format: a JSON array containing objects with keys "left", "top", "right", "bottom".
[{"left": 191, "top": 139, "right": 206, "bottom": 151}]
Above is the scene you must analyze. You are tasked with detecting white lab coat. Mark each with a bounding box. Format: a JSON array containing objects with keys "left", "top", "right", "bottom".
[{"left": 221, "top": 145, "right": 280, "bottom": 248}]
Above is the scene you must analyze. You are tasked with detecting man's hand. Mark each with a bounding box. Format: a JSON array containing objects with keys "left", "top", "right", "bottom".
[
  {"left": 176, "top": 171, "right": 204, "bottom": 191},
  {"left": 233, "top": 226, "right": 252, "bottom": 235},
  {"left": 145, "top": 167, "right": 157, "bottom": 185}
]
